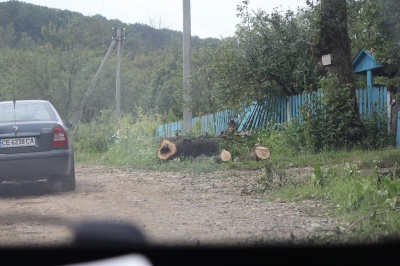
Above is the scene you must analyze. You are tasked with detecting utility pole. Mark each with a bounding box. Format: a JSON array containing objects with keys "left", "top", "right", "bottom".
[
  {"left": 113, "top": 27, "right": 124, "bottom": 119},
  {"left": 71, "top": 27, "right": 125, "bottom": 130},
  {"left": 182, "top": 0, "right": 192, "bottom": 133}
]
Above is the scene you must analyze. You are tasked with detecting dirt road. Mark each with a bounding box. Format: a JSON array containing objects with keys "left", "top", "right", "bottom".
[{"left": 0, "top": 164, "right": 341, "bottom": 247}]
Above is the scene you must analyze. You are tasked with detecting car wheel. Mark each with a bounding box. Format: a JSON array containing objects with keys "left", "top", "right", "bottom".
[{"left": 61, "top": 165, "right": 76, "bottom": 192}]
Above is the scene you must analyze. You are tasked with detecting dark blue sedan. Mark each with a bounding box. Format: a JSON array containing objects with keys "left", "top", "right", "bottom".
[{"left": 0, "top": 100, "right": 75, "bottom": 191}]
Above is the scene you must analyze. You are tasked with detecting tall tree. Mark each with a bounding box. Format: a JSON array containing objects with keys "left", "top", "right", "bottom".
[
  {"left": 214, "top": 1, "right": 320, "bottom": 112},
  {"left": 191, "top": 38, "right": 222, "bottom": 115},
  {"left": 40, "top": 18, "right": 97, "bottom": 121},
  {"left": 314, "top": 0, "right": 364, "bottom": 147}
]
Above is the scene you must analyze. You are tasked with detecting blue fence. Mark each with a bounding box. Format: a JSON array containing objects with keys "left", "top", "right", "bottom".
[
  {"left": 356, "top": 86, "right": 388, "bottom": 118},
  {"left": 237, "top": 97, "right": 288, "bottom": 131},
  {"left": 157, "top": 109, "right": 238, "bottom": 138},
  {"left": 158, "top": 86, "right": 389, "bottom": 137}
]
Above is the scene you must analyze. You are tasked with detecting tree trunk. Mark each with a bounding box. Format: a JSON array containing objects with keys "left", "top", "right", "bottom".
[
  {"left": 319, "top": 0, "right": 355, "bottom": 86},
  {"left": 158, "top": 136, "right": 219, "bottom": 160},
  {"left": 316, "top": 0, "right": 364, "bottom": 146}
]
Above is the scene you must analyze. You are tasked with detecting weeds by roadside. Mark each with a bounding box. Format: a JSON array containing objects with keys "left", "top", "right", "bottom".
[{"left": 261, "top": 160, "right": 400, "bottom": 244}]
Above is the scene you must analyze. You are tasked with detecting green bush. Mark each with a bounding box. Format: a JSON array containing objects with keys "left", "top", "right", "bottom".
[
  {"left": 72, "top": 109, "right": 116, "bottom": 153},
  {"left": 360, "top": 110, "right": 395, "bottom": 149},
  {"left": 103, "top": 110, "right": 162, "bottom": 168}
]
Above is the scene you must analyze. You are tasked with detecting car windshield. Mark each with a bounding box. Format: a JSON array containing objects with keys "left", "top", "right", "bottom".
[{"left": 0, "top": 102, "right": 54, "bottom": 122}]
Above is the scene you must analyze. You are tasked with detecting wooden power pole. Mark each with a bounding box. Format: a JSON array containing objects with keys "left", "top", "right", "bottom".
[{"left": 182, "top": 0, "right": 192, "bottom": 133}]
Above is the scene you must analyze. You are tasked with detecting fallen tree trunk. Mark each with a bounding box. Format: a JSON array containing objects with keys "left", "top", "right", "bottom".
[{"left": 158, "top": 136, "right": 219, "bottom": 160}]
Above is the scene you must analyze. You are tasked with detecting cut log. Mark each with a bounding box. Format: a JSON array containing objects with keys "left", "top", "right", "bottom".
[
  {"left": 255, "top": 146, "right": 271, "bottom": 160},
  {"left": 213, "top": 149, "right": 232, "bottom": 163},
  {"left": 158, "top": 139, "right": 178, "bottom": 160},
  {"left": 221, "top": 149, "right": 231, "bottom": 161},
  {"left": 158, "top": 136, "right": 219, "bottom": 160}
]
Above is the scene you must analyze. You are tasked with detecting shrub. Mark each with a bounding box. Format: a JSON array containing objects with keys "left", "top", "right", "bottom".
[
  {"left": 360, "top": 110, "right": 395, "bottom": 149},
  {"left": 104, "top": 110, "right": 162, "bottom": 168},
  {"left": 72, "top": 109, "right": 116, "bottom": 153}
]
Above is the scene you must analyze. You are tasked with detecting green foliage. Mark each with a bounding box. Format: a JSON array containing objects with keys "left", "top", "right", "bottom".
[
  {"left": 311, "top": 163, "right": 326, "bottom": 187},
  {"left": 218, "top": 134, "right": 257, "bottom": 159},
  {"left": 217, "top": 2, "right": 319, "bottom": 102},
  {"left": 360, "top": 109, "right": 395, "bottom": 149},
  {"left": 75, "top": 110, "right": 226, "bottom": 173},
  {"left": 267, "top": 159, "right": 400, "bottom": 242},
  {"left": 319, "top": 74, "right": 363, "bottom": 150},
  {"left": 156, "top": 157, "right": 225, "bottom": 174},
  {"left": 191, "top": 40, "right": 218, "bottom": 114},
  {"left": 297, "top": 91, "right": 327, "bottom": 152},
  {"left": 257, "top": 161, "right": 289, "bottom": 191},
  {"left": 264, "top": 75, "right": 394, "bottom": 154},
  {"left": 349, "top": 0, "right": 400, "bottom": 81},
  {"left": 0, "top": 1, "right": 217, "bottom": 124},
  {"left": 1, "top": 0, "right": 398, "bottom": 129},
  {"left": 246, "top": 76, "right": 392, "bottom": 158},
  {"left": 72, "top": 109, "right": 116, "bottom": 153},
  {"left": 103, "top": 110, "right": 162, "bottom": 168}
]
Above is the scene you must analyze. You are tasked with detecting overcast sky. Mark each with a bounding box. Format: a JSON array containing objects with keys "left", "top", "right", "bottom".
[{"left": 4, "top": 0, "right": 308, "bottom": 38}]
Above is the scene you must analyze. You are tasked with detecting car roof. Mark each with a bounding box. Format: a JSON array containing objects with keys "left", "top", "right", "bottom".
[{"left": 0, "top": 100, "right": 51, "bottom": 105}]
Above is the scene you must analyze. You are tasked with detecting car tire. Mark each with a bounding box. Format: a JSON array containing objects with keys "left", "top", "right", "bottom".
[{"left": 61, "top": 165, "right": 76, "bottom": 192}]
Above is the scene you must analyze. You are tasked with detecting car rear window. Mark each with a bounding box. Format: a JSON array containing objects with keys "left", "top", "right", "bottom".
[{"left": 0, "top": 102, "right": 56, "bottom": 122}]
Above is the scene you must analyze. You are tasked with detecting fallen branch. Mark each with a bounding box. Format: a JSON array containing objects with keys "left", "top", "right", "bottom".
[{"left": 157, "top": 136, "right": 219, "bottom": 160}]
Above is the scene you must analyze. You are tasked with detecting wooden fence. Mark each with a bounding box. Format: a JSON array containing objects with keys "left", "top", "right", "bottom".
[{"left": 158, "top": 86, "right": 390, "bottom": 138}]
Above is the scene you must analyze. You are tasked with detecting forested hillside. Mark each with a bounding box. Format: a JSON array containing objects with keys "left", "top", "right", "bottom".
[
  {"left": 0, "top": 0, "right": 207, "bottom": 124},
  {"left": 0, "top": 0, "right": 398, "bottom": 129}
]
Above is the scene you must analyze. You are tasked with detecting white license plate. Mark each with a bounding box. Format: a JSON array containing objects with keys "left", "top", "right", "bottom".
[{"left": 0, "top": 137, "right": 37, "bottom": 148}]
